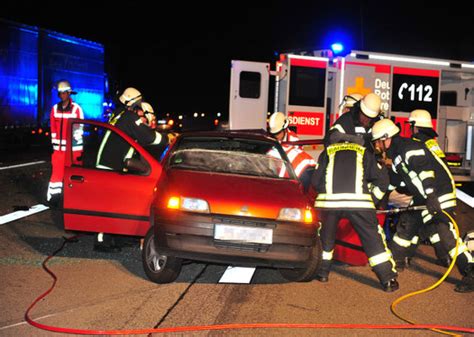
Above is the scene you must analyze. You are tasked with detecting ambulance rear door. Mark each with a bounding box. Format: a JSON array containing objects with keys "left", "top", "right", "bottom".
[{"left": 229, "top": 60, "right": 270, "bottom": 130}]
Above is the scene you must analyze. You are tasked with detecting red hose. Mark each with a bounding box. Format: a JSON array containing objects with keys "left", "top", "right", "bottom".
[{"left": 25, "top": 236, "right": 474, "bottom": 335}]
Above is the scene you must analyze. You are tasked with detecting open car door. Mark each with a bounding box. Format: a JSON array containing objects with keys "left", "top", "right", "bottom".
[{"left": 62, "top": 119, "right": 162, "bottom": 236}]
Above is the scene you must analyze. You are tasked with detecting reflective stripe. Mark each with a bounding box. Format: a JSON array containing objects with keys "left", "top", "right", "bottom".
[
  {"left": 53, "top": 145, "right": 66, "bottom": 151},
  {"left": 393, "top": 234, "right": 411, "bottom": 248},
  {"left": 439, "top": 192, "right": 456, "bottom": 203},
  {"left": 72, "top": 145, "right": 83, "bottom": 151},
  {"left": 355, "top": 151, "right": 364, "bottom": 194},
  {"left": 449, "top": 243, "right": 469, "bottom": 258},
  {"left": 411, "top": 236, "right": 419, "bottom": 245},
  {"left": 316, "top": 193, "right": 373, "bottom": 201},
  {"left": 329, "top": 124, "right": 345, "bottom": 134},
  {"left": 421, "top": 210, "right": 433, "bottom": 224},
  {"left": 408, "top": 170, "right": 426, "bottom": 197},
  {"left": 405, "top": 149, "right": 426, "bottom": 163},
  {"left": 95, "top": 164, "right": 113, "bottom": 170},
  {"left": 314, "top": 200, "right": 375, "bottom": 209},
  {"left": 96, "top": 130, "right": 112, "bottom": 166},
  {"left": 440, "top": 200, "right": 457, "bottom": 209},
  {"left": 369, "top": 252, "right": 391, "bottom": 267},
  {"left": 388, "top": 184, "right": 397, "bottom": 191},
  {"left": 49, "top": 182, "right": 63, "bottom": 188},
  {"left": 377, "top": 226, "right": 397, "bottom": 273},
  {"left": 419, "top": 170, "right": 435, "bottom": 181},
  {"left": 354, "top": 126, "right": 367, "bottom": 134},
  {"left": 372, "top": 186, "right": 385, "bottom": 200},
  {"left": 294, "top": 158, "right": 315, "bottom": 176},
  {"left": 393, "top": 155, "right": 402, "bottom": 169},
  {"left": 430, "top": 233, "right": 441, "bottom": 244},
  {"left": 322, "top": 250, "right": 334, "bottom": 260},
  {"left": 325, "top": 153, "right": 335, "bottom": 194},
  {"left": 151, "top": 132, "right": 162, "bottom": 145}
]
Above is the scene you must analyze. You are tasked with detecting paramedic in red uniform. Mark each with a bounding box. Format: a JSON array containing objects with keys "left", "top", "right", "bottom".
[
  {"left": 47, "top": 80, "right": 84, "bottom": 203},
  {"left": 268, "top": 112, "right": 316, "bottom": 191}
]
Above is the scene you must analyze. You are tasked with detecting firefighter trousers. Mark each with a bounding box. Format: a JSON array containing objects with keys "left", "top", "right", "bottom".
[
  {"left": 317, "top": 209, "right": 397, "bottom": 284},
  {"left": 390, "top": 208, "right": 473, "bottom": 275}
]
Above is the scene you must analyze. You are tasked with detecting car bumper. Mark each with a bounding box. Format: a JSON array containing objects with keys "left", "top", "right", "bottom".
[{"left": 153, "top": 209, "right": 318, "bottom": 268}]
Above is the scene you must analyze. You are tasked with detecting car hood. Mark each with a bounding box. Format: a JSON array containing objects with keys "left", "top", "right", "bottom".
[{"left": 160, "top": 169, "right": 310, "bottom": 220}]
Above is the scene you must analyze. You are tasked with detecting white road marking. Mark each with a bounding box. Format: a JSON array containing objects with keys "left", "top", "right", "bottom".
[
  {"left": 0, "top": 313, "right": 59, "bottom": 330},
  {"left": 0, "top": 204, "right": 49, "bottom": 226},
  {"left": 0, "top": 161, "right": 46, "bottom": 171},
  {"left": 219, "top": 266, "right": 256, "bottom": 284}
]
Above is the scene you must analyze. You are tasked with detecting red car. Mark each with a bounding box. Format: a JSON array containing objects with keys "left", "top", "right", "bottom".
[{"left": 62, "top": 119, "right": 321, "bottom": 283}]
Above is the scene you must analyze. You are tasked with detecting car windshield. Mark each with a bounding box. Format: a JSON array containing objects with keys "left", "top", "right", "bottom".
[{"left": 168, "top": 136, "right": 296, "bottom": 179}]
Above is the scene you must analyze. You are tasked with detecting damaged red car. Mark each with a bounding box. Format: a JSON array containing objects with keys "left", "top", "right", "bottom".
[{"left": 62, "top": 119, "right": 321, "bottom": 283}]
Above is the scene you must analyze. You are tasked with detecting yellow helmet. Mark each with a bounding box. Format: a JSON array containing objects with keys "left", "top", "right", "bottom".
[
  {"left": 372, "top": 118, "right": 400, "bottom": 141},
  {"left": 341, "top": 93, "right": 363, "bottom": 109},
  {"left": 409, "top": 109, "right": 433, "bottom": 128},
  {"left": 140, "top": 102, "right": 154, "bottom": 113},
  {"left": 268, "top": 112, "right": 289, "bottom": 134},
  {"left": 119, "top": 87, "right": 142, "bottom": 107},
  {"left": 360, "top": 93, "right": 382, "bottom": 118}
]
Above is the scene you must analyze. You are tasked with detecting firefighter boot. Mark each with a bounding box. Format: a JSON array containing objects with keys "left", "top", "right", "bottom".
[
  {"left": 454, "top": 265, "right": 474, "bottom": 293},
  {"left": 315, "top": 260, "right": 331, "bottom": 282},
  {"left": 382, "top": 278, "right": 399, "bottom": 292},
  {"left": 395, "top": 257, "right": 411, "bottom": 272}
]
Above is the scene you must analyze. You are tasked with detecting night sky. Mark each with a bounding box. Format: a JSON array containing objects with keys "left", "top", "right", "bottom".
[{"left": 3, "top": 1, "right": 474, "bottom": 117}]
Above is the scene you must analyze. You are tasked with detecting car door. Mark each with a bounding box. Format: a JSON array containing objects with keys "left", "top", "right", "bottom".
[{"left": 62, "top": 119, "right": 162, "bottom": 236}]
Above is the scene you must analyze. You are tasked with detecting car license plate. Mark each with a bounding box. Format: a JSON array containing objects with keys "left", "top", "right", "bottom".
[{"left": 214, "top": 224, "right": 273, "bottom": 244}]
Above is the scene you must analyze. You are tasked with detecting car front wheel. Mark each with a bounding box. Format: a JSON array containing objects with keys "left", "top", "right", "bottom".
[
  {"left": 142, "top": 227, "right": 182, "bottom": 284},
  {"left": 278, "top": 236, "right": 322, "bottom": 282}
]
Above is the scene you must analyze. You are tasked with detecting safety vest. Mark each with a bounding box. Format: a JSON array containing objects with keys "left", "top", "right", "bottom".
[
  {"left": 313, "top": 142, "right": 388, "bottom": 209},
  {"left": 50, "top": 99, "right": 84, "bottom": 152},
  {"left": 280, "top": 130, "right": 316, "bottom": 178}
]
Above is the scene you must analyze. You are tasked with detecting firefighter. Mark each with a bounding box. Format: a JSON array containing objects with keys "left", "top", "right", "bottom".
[
  {"left": 47, "top": 80, "right": 84, "bottom": 203},
  {"left": 96, "top": 88, "right": 164, "bottom": 170},
  {"left": 311, "top": 139, "right": 398, "bottom": 292},
  {"left": 326, "top": 92, "right": 382, "bottom": 148},
  {"left": 138, "top": 102, "right": 157, "bottom": 129},
  {"left": 338, "top": 93, "right": 363, "bottom": 114},
  {"left": 409, "top": 109, "right": 445, "bottom": 159},
  {"left": 371, "top": 118, "right": 474, "bottom": 292},
  {"left": 94, "top": 89, "right": 165, "bottom": 252},
  {"left": 268, "top": 112, "right": 316, "bottom": 191},
  {"left": 404, "top": 109, "right": 451, "bottom": 267}
]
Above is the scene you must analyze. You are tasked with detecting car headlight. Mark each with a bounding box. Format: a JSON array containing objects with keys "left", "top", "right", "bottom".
[
  {"left": 167, "top": 196, "right": 210, "bottom": 213},
  {"left": 278, "top": 208, "right": 313, "bottom": 223},
  {"left": 278, "top": 208, "right": 302, "bottom": 222}
]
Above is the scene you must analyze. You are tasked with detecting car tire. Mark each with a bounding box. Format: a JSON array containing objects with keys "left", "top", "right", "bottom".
[
  {"left": 279, "top": 236, "right": 322, "bottom": 282},
  {"left": 142, "top": 227, "right": 182, "bottom": 284}
]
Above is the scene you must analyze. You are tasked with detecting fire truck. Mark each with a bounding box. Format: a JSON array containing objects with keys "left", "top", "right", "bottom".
[{"left": 229, "top": 50, "right": 474, "bottom": 178}]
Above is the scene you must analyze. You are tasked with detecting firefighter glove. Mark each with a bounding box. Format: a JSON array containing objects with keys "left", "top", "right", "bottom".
[{"left": 426, "top": 192, "right": 441, "bottom": 216}]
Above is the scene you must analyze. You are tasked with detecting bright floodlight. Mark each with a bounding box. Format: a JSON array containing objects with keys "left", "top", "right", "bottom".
[{"left": 331, "top": 43, "right": 344, "bottom": 54}]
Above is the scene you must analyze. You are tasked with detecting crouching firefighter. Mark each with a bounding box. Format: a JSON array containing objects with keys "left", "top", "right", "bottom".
[
  {"left": 371, "top": 118, "right": 474, "bottom": 293},
  {"left": 311, "top": 141, "right": 399, "bottom": 292}
]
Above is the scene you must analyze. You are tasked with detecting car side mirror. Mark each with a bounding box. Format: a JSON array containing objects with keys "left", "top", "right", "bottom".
[{"left": 124, "top": 158, "right": 150, "bottom": 175}]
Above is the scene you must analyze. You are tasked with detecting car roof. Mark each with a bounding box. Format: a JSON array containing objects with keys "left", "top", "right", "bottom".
[{"left": 178, "top": 129, "right": 278, "bottom": 143}]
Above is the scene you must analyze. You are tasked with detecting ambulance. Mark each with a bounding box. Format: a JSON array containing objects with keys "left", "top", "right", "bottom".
[{"left": 229, "top": 50, "right": 474, "bottom": 178}]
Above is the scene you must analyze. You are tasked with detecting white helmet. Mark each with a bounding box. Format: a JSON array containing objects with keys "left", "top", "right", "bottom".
[
  {"left": 372, "top": 118, "right": 400, "bottom": 141},
  {"left": 57, "top": 80, "right": 77, "bottom": 94},
  {"left": 340, "top": 93, "right": 363, "bottom": 110},
  {"left": 268, "top": 112, "right": 289, "bottom": 134},
  {"left": 119, "top": 87, "right": 142, "bottom": 107},
  {"left": 141, "top": 102, "right": 154, "bottom": 113},
  {"left": 409, "top": 109, "right": 433, "bottom": 128},
  {"left": 360, "top": 93, "right": 382, "bottom": 118}
]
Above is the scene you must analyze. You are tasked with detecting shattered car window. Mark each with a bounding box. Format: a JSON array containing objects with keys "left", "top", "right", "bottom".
[{"left": 168, "top": 137, "right": 296, "bottom": 179}]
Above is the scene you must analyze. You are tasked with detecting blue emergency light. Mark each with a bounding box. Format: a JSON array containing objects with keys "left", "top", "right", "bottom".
[{"left": 331, "top": 43, "right": 344, "bottom": 54}]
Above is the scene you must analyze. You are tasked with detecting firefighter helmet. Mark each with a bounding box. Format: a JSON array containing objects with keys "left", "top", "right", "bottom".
[
  {"left": 141, "top": 102, "right": 154, "bottom": 113},
  {"left": 372, "top": 118, "right": 400, "bottom": 141},
  {"left": 268, "top": 112, "right": 289, "bottom": 134},
  {"left": 57, "top": 80, "right": 77, "bottom": 94},
  {"left": 409, "top": 109, "right": 433, "bottom": 128},
  {"left": 360, "top": 93, "right": 382, "bottom": 118},
  {"left": 341, "top": 93, "right": 363, "bottom": 109},
  {"left": 119, "top": 87, "right": 142, "bottom": 107}
]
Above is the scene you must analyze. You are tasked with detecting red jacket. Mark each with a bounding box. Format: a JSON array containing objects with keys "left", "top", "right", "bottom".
[
  {"left": 50, "top": 99, "right": 84, "bottom": 151},
  {"left": 281, "top": 130, "right": 317, "bottom": 177}
]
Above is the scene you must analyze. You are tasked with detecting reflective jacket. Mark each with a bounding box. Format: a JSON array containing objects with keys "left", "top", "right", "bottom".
[
  {"left": 387, "top": 136, "right": 456, "bottom": 223},
  {"left": 50, "top": 99, "right": 84, "bottom": 151},
  {"left": 280, "top": 130, "right": 316, "bottom": 178},
  {"left": 412, "top": 132, "right": 446, "bottom": 160},
  {"left": 312, "top": 142, "right": 389, "bottom": 209}
]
